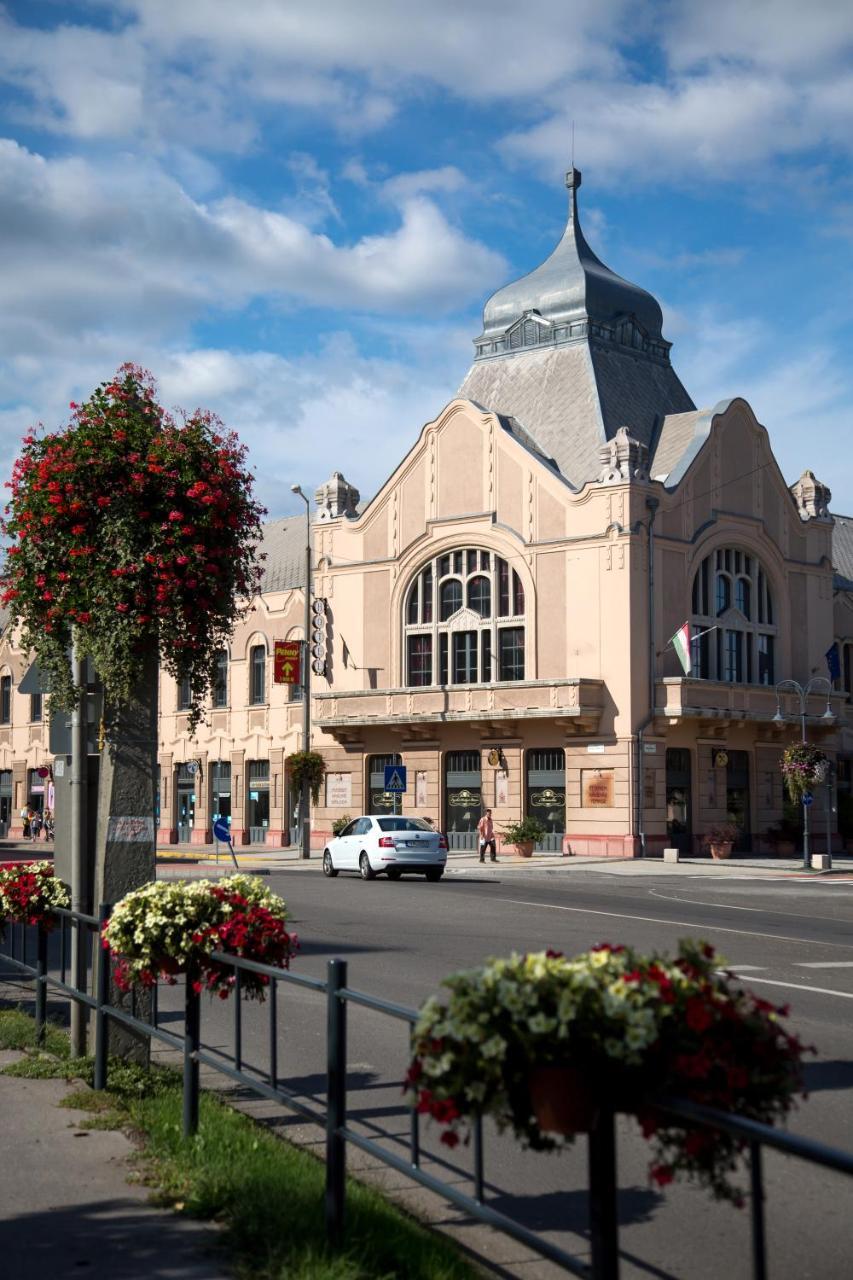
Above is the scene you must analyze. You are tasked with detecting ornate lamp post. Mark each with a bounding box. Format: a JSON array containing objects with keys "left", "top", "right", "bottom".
[
  {"left": 773, "top": 677, "right": 835, "bottom": 870},
  {"left": 290, "top": 484, "right": 312, "bottom": 860}
]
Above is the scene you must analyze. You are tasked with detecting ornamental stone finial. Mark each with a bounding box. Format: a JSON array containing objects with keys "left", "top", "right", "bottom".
[
  {"left": 314, "top": 471, "right": 360, "bottom": 521},
  {"left": 790, "top": 469, "right": 832, "bottom": 522},
  {"left": 597, "top": 427, "right": 650, "bottom": 485}
]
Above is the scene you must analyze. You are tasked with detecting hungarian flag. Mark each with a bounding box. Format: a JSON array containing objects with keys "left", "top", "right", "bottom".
[{"left": 671, "top": 622, "right": 692, "bottom": 675}]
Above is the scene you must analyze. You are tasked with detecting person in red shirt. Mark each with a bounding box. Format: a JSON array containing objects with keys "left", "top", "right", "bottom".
[{"left": 477, "top": 809, "right": 498, "bottom": 863}]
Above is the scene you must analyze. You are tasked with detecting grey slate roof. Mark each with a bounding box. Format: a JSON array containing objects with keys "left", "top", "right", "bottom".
[
  {"left": 650, "top": 410, "right": 709, "bottom": 482},
  {"left": 832, "top": 513, "right": 853, "bottom": 591},
  {"left": 257, "top": 515, "right": 307, "bottom": 593},
  {"left": 459, "top": 340, "right": 693, "bottom": 490},
  {"left": 458, "top": 170, "right": 695, "bottom": 490}
]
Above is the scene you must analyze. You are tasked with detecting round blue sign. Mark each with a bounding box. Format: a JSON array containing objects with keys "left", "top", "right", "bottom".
[
  {"left": 802, "top": 792, "right": 814, "bottom": 807},
  {"left": 213, "top": 817, "right": 232, "bottom": 842}
]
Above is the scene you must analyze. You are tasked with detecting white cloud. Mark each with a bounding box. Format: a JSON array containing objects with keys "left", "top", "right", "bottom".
[{"left": 0, "top": 139, "right": 505, "bottom": 357}]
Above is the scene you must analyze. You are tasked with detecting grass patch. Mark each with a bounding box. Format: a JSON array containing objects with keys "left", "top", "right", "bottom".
[
  {"left": 0, "top": 1006, "right": 71, "bottom": 1058},
  {"left": 0, "top": 1009, "right": 480, "bottom": 1280}
]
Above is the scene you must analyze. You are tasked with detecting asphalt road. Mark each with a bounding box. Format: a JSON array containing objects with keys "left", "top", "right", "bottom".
[{"left": 171, "top": 867, "right": 853, "bottom": 1279}]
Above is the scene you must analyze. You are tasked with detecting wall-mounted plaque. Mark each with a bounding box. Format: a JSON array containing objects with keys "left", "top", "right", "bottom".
[
  {"left": 583, "top": 769, "right": 614, "bottom": 807},
  {"left": 325, "top": 772, "right": 352, "bottom": 807}
]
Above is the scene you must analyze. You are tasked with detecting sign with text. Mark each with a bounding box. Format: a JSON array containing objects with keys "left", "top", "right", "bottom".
[
  {"left": 582, "top": 769, "right": 614, "bottom": 808},
  {"left": 274, "top": 640, "right": 302, "bottom": 685},
  {"left": 326, "top": 772, "right": 352, "bottom": 807}
]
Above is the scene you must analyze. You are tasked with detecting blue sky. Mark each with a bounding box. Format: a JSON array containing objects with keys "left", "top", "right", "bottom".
[{"left": 1, "top": 0, "right": 852, "bottom": 516}]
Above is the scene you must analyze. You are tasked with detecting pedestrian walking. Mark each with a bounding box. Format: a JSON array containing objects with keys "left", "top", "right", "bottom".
[
  {"left": 42, "top": 809, "right": 54, "bottom": 841},
  {"left": 29, "top": 809, "right": 42, "bottom": 841},
  {"left": 477, "top": 809, "right": 498, "bottom": 863}
]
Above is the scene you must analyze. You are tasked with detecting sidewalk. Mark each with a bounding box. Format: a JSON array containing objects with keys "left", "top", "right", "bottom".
[{"left": 0, "top": 1051, "right": 230, "bottom": 1280}]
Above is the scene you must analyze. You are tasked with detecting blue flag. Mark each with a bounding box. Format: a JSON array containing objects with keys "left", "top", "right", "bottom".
[{"left": 826, "top": 642, "right": 841, "bottom": 682}]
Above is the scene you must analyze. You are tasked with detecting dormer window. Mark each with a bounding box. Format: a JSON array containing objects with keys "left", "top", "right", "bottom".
[
  {"left": 690, "top": 548, "right": 775, "bottom": 684},
  {"left": 404, "top": 549, "right": 526, "bottom": 687}
]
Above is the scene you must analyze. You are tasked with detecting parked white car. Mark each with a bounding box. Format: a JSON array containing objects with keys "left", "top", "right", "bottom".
[{"left": 322, "top": 815, "right": 448, "bottom": 881}]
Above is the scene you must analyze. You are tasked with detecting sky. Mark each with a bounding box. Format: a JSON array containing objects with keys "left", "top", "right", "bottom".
[{"left": 1, "top": 0, "right": 852, "bottom": 518}]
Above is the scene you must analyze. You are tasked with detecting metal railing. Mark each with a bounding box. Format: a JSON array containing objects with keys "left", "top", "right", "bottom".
[{"left": 4, "top": 907, "right": 853, "bottom": 1280}]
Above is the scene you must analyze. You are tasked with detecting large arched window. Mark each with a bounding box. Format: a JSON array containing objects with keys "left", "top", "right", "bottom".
[
  {"left": 404, "top": 548, "right": 526, "bottom": 686},
  {"left": 690, "top": 547, "right": 776, "bottom": 684}
]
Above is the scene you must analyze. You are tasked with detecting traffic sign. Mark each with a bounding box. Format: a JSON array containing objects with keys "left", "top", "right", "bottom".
[
  {"left": 384, "top": 765, "right": 407, "bottom": 792},
  {"left": 274, "top": 640, "right": 302, "bottom": 685},
  {"left": 213, "top": 817, "right": 231, "bottom": 842},
  {"left": 802, "top": 792, "right": 814, "bottom": 807}
]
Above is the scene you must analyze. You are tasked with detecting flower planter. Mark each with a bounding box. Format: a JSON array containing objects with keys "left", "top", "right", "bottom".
[
  {"left": 513, "top": 841, "right": 535, "bottom": 858},
  {"left": 528, "top": 1065, "right": 599, "bottom": 1136},
  {"left": 710, "top": 841, "right": 732, "bottom": 860}
]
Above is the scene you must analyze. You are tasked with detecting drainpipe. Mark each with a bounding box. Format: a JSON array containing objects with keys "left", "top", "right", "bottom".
[{"left": 636, "top": 498, "right": 659, "bottom": 858}]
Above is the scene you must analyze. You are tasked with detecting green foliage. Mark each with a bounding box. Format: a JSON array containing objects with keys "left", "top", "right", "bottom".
[
  {"left": 331, "top": 815, "right": 352, "bottom": 837},
  {"left": 0, "top": 1006, "right": 70, "bottom": 1058},
  {"left": 499, "top": 816, "right": 547, "bottom": 846},
  {"left": 1, "top": 364, "right": 265, "bottom": 732},
  {"left": 287, "top": 751, "right": 327, "bottom": 805}
]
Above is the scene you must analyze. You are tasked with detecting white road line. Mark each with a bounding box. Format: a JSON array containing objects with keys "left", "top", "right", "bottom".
[
  {"left": 725, "top": 975, "right": 853, "bottom": 1001},
  {"left": 648, "top": 888, "right": 851, "bottom": 927},
  {"left": 501, "top": 898, "right": 853, "bottom": 949},
  {"left": 795, "top": 961, "right": 853, "bottom": 969},
  {"left": 721, "top": 964, "right": 767, "bottom": 971}
]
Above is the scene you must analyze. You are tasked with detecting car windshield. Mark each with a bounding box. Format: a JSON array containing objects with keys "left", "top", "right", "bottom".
[{"left": 376, "top": 818, "right": 434, "bottom": 832}]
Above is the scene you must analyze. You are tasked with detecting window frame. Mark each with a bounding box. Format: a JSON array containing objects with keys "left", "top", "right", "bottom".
[
  {"left": 403, "top": 548, "right": 527, "bottom": 688},
  {"left": 249, "top": 644, "right": 267, "bottom": 706},
  {"left": 689, "top": 546, "right": 776, "bottom": 685}
]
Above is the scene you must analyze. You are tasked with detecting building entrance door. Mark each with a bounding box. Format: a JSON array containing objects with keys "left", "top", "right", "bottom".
[
  {"left": 445, "top": 751, "right": 481, "bottom": 850},
  {"left": 368, "top": 754, "right": 402, "bottom": 816},
  {"left": 176, "top": 763, "right": 196, "bottom": 842},
  {"left": 248, "top": 761, "right": 269, "bottom": 844},
  {"left": 726, "top": 750, "right": 751, "bottom": 852},
  {"left": 666, "top": 748, "right": 692, "bottom": 854},
  {"left": 526, "top": 749, "right": 565, "bottom": 851}
]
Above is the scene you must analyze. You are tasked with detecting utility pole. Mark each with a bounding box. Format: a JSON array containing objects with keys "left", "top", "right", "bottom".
[
  {"left": 773, "top": 677, "right": 835, "bottom": 871},
  {"left": 291, "top": 484, "right": 312, "bottom": 860}
]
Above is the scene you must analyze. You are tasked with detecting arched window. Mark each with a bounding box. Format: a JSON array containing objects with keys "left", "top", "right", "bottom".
[
  {"left": 404, "top": 548, "right": 526, "bottom": 687},
  {"left": 690, "top": 547, "right": 776, "bottom": 684},
  {"left": 212, "top": 649, "right": 228, "bottom": 708},
  {"left": 249, "top": 644, "right": 266, "bottom": 705}
]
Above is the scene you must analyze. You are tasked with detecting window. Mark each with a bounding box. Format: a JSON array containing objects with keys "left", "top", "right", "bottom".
[
  {"left": 31, "top": 692, "right": 42, "bottom": 723},
  {"left": 368, "top": 753, "right": 402, "bottom": 816},
  {"left": 404, "top": 548, "right": 527, "bottom": 687},
  {"left": 0, "top": 676, "right": 10, "bottom": 725},
  {"left": 213, "top": 650, "right": 228, "bottom": 708},
  {"left": 689, "top": 547, "right": 776, "bottom": 685},
  {"left": 177, "top": 675, "right": 192, "bottom": 711},
  {"left": 250, "top": 645, "right": 266, "bottom": 705}
]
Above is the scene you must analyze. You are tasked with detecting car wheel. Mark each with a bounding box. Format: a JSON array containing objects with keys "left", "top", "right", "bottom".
[
  {"left": 425, "top": 868, "right": 443, "bottom": 882},
  {"left": 322, "top": 850, "right": 338, "bottom": 878},
  {"left": 359, "top": 852, "right": 376, "bottom": 881},
  {"left": 386, "top": 868, "right": 402, "bottom": 881}
]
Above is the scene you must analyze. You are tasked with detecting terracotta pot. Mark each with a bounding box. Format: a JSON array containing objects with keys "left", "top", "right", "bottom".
[
  {"left": 710, "top": 841, "right": 733, "bottom": 860},
  {"left": 529, "top": 1064, "right": 599, "bottom": 1136},
  {"left": 514, "top": 841, "right": 535, "bottom": 858}
]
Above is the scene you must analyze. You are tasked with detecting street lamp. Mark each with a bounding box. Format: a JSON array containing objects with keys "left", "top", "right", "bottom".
[
  {"left": 773, "top": 677, "right": 834, "bottom": 870},
  {"left": 291, "top": 483, "right": 312, "bottom": 861}
]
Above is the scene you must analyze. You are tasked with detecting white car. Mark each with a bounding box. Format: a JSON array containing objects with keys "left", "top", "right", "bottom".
[{"left": 323, "top": 815, "right": 448, "bottom": 881}]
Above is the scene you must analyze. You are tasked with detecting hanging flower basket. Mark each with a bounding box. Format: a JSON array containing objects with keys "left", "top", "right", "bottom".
[
  {"left": 1, "top": 365, "right": 265, "bottom": 732},
  {"left": 287, "top": 750, "right": 326, "bottom": 805},
  {"left": 102, "top": 875, "right": 298, "bottom": 1000},
  {"left": 781, "top": 743, "right": 829, "bottom": 801},
  {"left": 407, "top": 940, "right": 809, "bottom": 1204},
  {"left": 0, "top": 861, "right": 70, "bottom": 937}
]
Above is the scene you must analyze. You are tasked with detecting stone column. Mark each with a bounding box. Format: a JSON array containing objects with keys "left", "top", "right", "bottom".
[
  {"left": 191, "top": 750, "right": 210, "bottom": 844},
  {"left": 92, "top": 649, "right": 158, "bottom": 1062},
  {"left": 267, "top": 745, "right": 286, "bottom": 845},
  {"left": 230, "top": 747, "right": 247, "bottom": 844}
]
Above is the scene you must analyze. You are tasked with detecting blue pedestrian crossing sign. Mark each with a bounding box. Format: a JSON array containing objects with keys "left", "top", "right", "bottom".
[
  {"left": 802, "top": 792, "right": 814, "bottom": 807},
  {"left": 384, "top": 765, "right": 407, "bottom": 792}
]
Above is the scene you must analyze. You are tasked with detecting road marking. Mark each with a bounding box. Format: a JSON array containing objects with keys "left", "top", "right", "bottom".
[
  {"left": 795, "top": 961, "right": 853, "bottom": 969},
  {"left": 724, "top": 975, "right": 853, "bottom": 1001},
  {"left": 501, "top": 898, "right": 853, "bottom": 949},
  {"left": 721, "top": 964, "right": 767, "bottom": 971}
]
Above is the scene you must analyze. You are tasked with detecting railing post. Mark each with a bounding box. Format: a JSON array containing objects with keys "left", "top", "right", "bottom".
[
  {"left": 750, "top": 1141, "right": 768, "bottom": 1280},
  {"left": 183, "top": 971, "right": 201, "bottom": 1138},
  {"left": 35, "top": 924, "right": 48, "bottom": 1045},
  {"left": 325, "top": 958, "right": 347, "bottom": 1247},
  {"left": 588, "top": 1106, "right": 620, "bottom": 1280},
  {"left": 93, "top": 904, "right": 111, "bottom": 1090}
]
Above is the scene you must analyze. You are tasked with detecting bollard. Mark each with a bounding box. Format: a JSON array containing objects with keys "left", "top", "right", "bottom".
[
  {"left": 183, "top": 972, "right": 201, "bottom": 1137},
  {"left": 663, "top": 847, "right": 680, "bottom": 864},
  {"left": 325, "top": 959, "right": 347, "bottom": 1247}
]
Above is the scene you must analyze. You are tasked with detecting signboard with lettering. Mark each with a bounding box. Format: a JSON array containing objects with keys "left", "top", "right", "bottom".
[
  {"left": 326, "top": 772, "right": 352, "bottom": 807},
  {"left": 274, "top": 640, "right": 302, "bottom": 685},
  {"left": 582, "top": 769, "right": 614, "bottom": 808}
]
